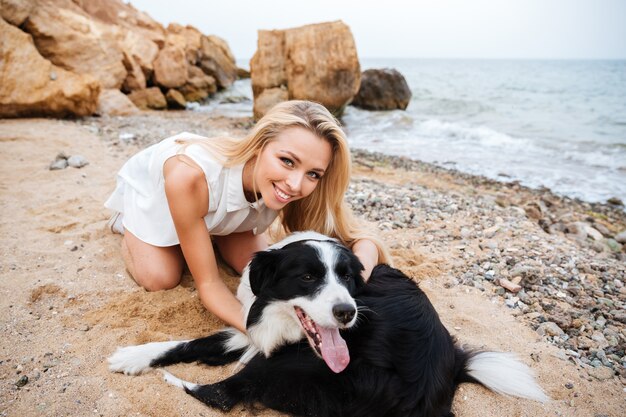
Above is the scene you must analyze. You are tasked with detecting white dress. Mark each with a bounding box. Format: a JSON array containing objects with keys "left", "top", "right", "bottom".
[{"left": 104, "top": 132, "right": 278, "bottom": 247}]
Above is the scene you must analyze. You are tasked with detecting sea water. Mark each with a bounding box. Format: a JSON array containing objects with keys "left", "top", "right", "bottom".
[{"left": 197, "top": 59, "right": 626, "bottom": 204}]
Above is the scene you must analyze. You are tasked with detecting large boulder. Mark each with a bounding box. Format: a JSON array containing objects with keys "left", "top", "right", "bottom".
[
  {"left": 96, "top": 88, "right": 139, "bottom": 116},
  {"left": 177, "top": 65, "right": 217, "bottom": 102},
  {"left": 352, "top": 68, "right": 412, "bottom": 110},
  {"left": 0, "top": 17, "right": 100, "bottom": 117},
  {"left": 250, "top": 21, "right": 360, "bottom": 119},
  {"left": 127, "top": 87, "right": 167, "bottom": 110},
  {"left": 22, "top": 0, "right": 127, "bottom": 89},
  {"left": 199, "top": 35, "right": 238, "bottom": 90},
  {"left": 153, "top": 45, "right": 188, "bottom": 89}
]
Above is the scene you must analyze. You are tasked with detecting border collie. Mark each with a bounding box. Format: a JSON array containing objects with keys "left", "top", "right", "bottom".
[{"left": 109, "top": 231, "right": 548, "bottom": 416}]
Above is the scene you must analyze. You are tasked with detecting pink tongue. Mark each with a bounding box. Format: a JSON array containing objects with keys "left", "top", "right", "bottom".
[{"left": 318, "top": 326, "right": 350, "bottom": 373}]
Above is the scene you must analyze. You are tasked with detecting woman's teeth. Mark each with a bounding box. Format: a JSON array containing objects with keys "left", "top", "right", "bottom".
[{"left": 275, "top": 187, "right": 291, "bottom": 200}]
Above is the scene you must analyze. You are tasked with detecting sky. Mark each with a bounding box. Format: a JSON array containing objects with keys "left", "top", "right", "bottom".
[{"left": 127, "top": 0, "right": 626, "bottom": 61}]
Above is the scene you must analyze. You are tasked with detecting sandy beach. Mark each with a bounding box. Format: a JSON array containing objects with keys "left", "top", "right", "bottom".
[{"left": 1, "top": 111, "right": 625, "bottom": 417}]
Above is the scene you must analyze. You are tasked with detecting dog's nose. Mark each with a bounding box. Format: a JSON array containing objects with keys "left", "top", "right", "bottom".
[{"left": 333, "top": 303, "right": 356, "bottom": 324}]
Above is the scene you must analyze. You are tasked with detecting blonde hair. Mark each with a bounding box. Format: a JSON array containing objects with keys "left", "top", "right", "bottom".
[{"left": 179, "top": 100, "right": 390, "bottom": 264}]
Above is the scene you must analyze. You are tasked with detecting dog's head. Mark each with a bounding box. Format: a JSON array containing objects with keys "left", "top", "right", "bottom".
[{"left": 245, "top": 238, "right": 364, "bottom": 373}]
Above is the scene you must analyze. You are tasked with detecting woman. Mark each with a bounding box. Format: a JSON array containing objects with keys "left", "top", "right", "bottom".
[{"left": 105, "top": 100, "right": 389, "bottom": 333}]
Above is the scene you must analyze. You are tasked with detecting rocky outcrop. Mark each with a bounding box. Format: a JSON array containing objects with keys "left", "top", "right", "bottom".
[
  {"left": 1, "top": 0, "right": 238, "bottom": 117},
  {"left": 23, "top": 0, "right": 128, "bottom": 90},
  {"left": 250, "top": 21, "right": 360, "bottom": 119},
  {"left": 0, "top": 18, "right": 100, "bottom": 118},
  {"left": 351, "top": 68, "right": 412, "bottom": 111}
]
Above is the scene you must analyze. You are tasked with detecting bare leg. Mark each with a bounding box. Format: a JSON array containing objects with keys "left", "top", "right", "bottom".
[
  {"left": 121, "top": 230, "right": 185, "bottom": 291},
  {"left": 213, "top": 230, "right": 268, "bottom": 274}
]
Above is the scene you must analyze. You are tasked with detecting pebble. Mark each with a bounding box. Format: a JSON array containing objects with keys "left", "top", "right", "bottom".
[
  {"left": 537, "top": 322, "right": 565, "bottom": 337},
  {"left": 587, "top": 365, "right": 615, "bottom": 381},
  {"left": 15, "top": 375, "right": 28, "bottom": 387},
  {"left": 67, "top": 155, "right": 89, "bottom": 168}
]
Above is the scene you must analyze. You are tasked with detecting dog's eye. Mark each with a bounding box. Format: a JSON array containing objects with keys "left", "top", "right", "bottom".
[
  {"left": 301, "top": 274, "right": 315, "bottom": 282},
  {"left": 341, "top": 274, "right": 352, "bottom": 281}
]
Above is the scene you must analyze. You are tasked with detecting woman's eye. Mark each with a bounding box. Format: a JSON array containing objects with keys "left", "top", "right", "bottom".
[
  {"left": 301, "top": 274, "right": 315, "bottom": 282},
  {"left": 307, "top": 171, "right": 321, "bottom": 180},
  {"left": 280, "top": 157, "right": 294, "bottom": 167}
]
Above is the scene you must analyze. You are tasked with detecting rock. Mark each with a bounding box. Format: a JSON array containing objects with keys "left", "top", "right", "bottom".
[
  {"left": 585, "top": 225, "right": 605, "bottom": 241},
  {"left": 607, "top": 197, "right": 624, "bottom": 206},
  {"left": 49, "top": 157, "right": 68, "bottom": 170},
  {"left": 605, "top": 239, "right": 622, "bottom": 252},
  {"left": 497, "top": 277, "right": 522, "bottom": 293},
  {"left": 80, "top": 0, "right": 165, "bottom": 41},
  {"left": 199, "top": 34, "right": 238, "bottom": 89},
  {"left": 524, "top": 202, "right": 543, "bottom": 220},
  {"left": 351, "top": 68, "right": 412, "bottom": 110},
  {"left": 237, "top": 67, "right": 251, "bottom": 79},
  {"left": 615, "top": 230, "right": 626, "bottom": 244},
  {"left": 251, "top": 20, "right": 360, "bottom": 118},
  {"left": 1, "top": 0, "right": 35, "bottom": 26},
  {"left": 96, "top": 89, "right": 140, "bottom": 116},
  {"left": 177, "top": 65, "right": 216, "bottom": 102},
  {"left": 153, "top": 45, "right": 188, "bottom": 89},
  {"left": 67, "top": 155, "right": 89, "bottom": 168},
  {"left": 166, "top": 23, "right": 202, "bottom": 65},
  {"left": 127, "top": 87, "right": 167, "bottom": 110},
  {"left": 536, "top": 321, "right": 565, "bottom": 337},
  {"left": 0, "top": 18, "right": 100, "bottom": 118},
  {"left": 120, "top": 29, "right": 160, "bottom": 79},
  {"left": 23, "top": 1, "right": 127, "bottom": 89},
  {"left": 15, "top": 375, "right": 28, "bottom": 388},
  {"left": 121, "top": 51, "right": 146, "bottom": 92},
  {"left": 165, "top": 89, "right": 187, "bottom": 109},
  {"left": 253, "top": 87, "right": 289, "bottom": 121},
  {"left": 587, "top": 365, "right": 615, "bottom": 381}
]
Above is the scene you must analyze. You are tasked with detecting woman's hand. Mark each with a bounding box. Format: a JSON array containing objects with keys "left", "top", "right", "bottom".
[{"left": 352, "top": 239, "right": 379, "bottom": 282}]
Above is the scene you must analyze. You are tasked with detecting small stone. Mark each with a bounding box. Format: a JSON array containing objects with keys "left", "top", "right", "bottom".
[
  {"left": 587, "top": 365, "right": 614, "bottom": 380},
  {"left": 50, "top": 71, "right": 57, "bottom": 81},
  {"left": 67, "top": 155, "right": 89, "bottom": 168},
  {"left": 49, "top": 158, "right": 68, "bottom": 170},
  {"left": 607, "top": 197, "right": 624, "bottom": 206},
  {"left": 119, "top": 132, "right": 136, "bottom": 143},
  {"left": 565, "top": 382, "right": 574, "bottom": 389},
  {"left": 537, "top": 321, "right": 565, "bottom": 337},
  {"left": 605, "top": 238, "right": 621, "bottom": 252},
  {"left": 15, "top": 375, "right": 28, "bottom": 387},
  {"left": 615, "top": 230, "right": 626, "bottom": 244}
]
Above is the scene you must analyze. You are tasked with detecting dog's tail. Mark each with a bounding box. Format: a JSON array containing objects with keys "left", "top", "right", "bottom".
[{"left": 457, "top": 350, "right": 549, "bottom": 403}]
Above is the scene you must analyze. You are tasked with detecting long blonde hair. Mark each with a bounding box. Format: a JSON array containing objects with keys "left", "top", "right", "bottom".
[{"left": 180, "top": 100, "right": 390, "bottom": 264}]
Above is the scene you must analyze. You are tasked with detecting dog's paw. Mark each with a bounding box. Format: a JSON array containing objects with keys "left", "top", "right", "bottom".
[{"left": 108, "top": 341, "right": 183, "bottom": 375}]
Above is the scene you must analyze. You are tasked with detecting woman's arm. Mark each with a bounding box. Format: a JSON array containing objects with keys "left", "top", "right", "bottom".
[
  {"left": 352, "top": 239, "right": 379, "bottom": 281},
  {"left": 164, "top": 156, "right": 246, "bottom": 333}
]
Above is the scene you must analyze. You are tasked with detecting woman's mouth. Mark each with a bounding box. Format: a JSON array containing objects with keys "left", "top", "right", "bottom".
[{"left": 273, "top": 184, "right": 293, "bottom": 203}]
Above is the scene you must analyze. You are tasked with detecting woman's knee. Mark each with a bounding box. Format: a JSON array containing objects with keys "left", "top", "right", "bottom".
[
  {"left": 132, "top": 268, "right": 181, "bottom": 291},
  {"left": 121, "top": 233, "right": 184, "bottom": 291}
]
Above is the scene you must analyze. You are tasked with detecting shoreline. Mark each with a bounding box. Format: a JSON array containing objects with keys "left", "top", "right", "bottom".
[{"left": 1, "top": 113, "right": 625, "bottom": 416}]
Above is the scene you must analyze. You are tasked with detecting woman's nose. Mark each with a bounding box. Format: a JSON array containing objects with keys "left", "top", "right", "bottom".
[{"left": 285, "top": 172, "right": 303, "bottom": 192}]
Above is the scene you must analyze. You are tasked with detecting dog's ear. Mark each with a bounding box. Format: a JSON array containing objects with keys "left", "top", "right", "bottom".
[{"left": 248, "top": 249, "right": 282, "bottom": 296}]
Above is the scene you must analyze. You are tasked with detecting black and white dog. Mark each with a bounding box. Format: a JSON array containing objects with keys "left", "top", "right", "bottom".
[{"left": 109, "top": 232, "right": 548, "bottom": 416}]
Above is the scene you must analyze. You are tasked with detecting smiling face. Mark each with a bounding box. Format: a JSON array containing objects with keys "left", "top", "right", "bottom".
[{"left": 244, "top": 127, "right": 333, "bottom": 211}]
